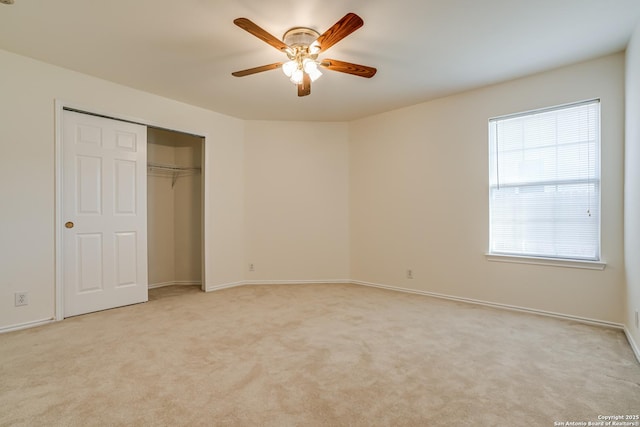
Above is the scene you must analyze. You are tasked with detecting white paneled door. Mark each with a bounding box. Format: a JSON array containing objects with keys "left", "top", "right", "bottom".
[{"left": 62, "top": 110, "right": 148, "bottom": 317}]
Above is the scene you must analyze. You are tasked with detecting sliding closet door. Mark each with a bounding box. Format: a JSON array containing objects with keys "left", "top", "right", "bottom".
[{"left": 62, "top": 110, "right": 148, "bottom": 317}]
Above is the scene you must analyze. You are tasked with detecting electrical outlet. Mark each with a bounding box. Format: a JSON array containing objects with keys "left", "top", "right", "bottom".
[
  {"left": 15, "top": 292, "right": 28, "bottom": 307},
  {"left": 406, "top": 269, "right": 413, "bottom": 279},
  {"left": 248, "top": 263, "right": 255, "bottom": 272}
]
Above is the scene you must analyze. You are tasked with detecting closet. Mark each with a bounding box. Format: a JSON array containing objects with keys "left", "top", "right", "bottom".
[{"left": 147, "top": 127, "right": 203, "bottom": 290}]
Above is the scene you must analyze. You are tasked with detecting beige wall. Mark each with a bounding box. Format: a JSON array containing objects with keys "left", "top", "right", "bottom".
[
  {"left": 0, "top": 46, "right": 632, "bottom": 332},
  {"left": 148, "top": 138, "right": 177, "bottom": 285},
  {"left": 625, "top": 22, "right": 640, "bottom": 349},
  {"left": 0, "top": 49, "right": 244, "bottom": 329},
  {"left": 174, "top": 138, "right": 203, "bottom": 284},
  {"left": 349, "top": 53, "right": 626, "bottom": 323},
  {"left": 244, "top": 121, "right": 350, "bottom": 282},
  {"left": 147, "top": 128, "right": 203, "bottom": 287}
]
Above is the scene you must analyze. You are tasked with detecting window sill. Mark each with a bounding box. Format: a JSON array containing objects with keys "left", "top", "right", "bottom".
[{"left": 485, "top": 253, "right": 606, "bottom": 270}]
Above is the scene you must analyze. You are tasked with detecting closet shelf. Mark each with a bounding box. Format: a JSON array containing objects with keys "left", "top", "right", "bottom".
[{"left": 147, "top": 162, "right": 201, "bottom": 188}]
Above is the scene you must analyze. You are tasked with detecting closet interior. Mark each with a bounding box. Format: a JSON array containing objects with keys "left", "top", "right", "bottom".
[{"left": 147, "top": 127, "right": 203, "bottom": 290}]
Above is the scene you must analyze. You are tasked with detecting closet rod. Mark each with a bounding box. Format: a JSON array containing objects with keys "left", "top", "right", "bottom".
[
  {"left": 147, "top": 162, "right": 201, "bottom": 188},
  {"left": 147, "top": 162, "right": 201, "bottom": 172}
]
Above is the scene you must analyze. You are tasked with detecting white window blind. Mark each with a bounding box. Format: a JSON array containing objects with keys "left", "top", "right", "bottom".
[{"left": 488, "top": 100, "right": 600, "bottom": 261}]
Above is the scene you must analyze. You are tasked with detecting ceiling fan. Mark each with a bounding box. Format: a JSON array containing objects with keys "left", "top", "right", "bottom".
[{"left": 231, "top": 13, "right": 377, "bottom": 97}]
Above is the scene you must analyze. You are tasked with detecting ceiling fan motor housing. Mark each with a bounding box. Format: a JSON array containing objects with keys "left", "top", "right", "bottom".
[{"left": 283, "top": 27, "right": 320, "bottom": 48}]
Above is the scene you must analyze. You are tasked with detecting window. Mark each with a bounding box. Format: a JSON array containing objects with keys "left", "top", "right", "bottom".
[{"left": 488, "top": 100, "right": 600, "bottom": 262}]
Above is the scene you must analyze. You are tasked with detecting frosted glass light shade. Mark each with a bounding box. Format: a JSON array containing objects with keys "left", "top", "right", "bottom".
[
  {"left": 290, "top": 68, "right": 304, "bottom": 84},
  {"left": 282, "top": 60, "right": 297, "bottom": 77},
  {"left": 303, "top": 59, "right": 322, "bottom": 82}
]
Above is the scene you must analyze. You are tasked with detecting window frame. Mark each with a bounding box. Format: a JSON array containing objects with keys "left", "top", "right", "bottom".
[{"left": 486, "top": 99, "right": 605, "bottom": 270}]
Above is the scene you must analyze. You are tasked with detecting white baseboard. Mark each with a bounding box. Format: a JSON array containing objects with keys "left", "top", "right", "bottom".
[
  {"left": 205, "top": 279, "right": 350, "bottom": 292},
  {"left": 243, "top": 279, "right": 350, "bottom": 286},
  {"left": 148, "top": 281, "right": 201, "bottom": 290},
  {"left": 0, "top": 318, "right": 55, "bottom": 334},
  {"left": 624, "top": 327, "right": 640, "bottom": 364},
  {"left": 205, "top": 281, "right": 246, "bottom": 292},
  {"left": 351, "top": 280, "right": 625, "bottom": 330}
]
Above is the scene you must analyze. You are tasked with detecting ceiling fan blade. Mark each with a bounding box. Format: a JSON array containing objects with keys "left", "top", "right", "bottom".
[
  {"left": 298, "top": 73, "right": 311, "bottom": 97},
  {"left": 234, "top": 18, "right": 290, "bottom": 52},
  {"left": 316, "top": 13, "right": 364, "bottom": 53},
  {"left": 232, "top": 62, "right": 284, "bottom": 77},
  {"left": 321, "top": 59, "right": 377, "bottom": 78}
]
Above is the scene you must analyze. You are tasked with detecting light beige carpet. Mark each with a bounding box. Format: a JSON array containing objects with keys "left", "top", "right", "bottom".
[{"left": 0, "top": 283, "right": 638, "bottom": 426}]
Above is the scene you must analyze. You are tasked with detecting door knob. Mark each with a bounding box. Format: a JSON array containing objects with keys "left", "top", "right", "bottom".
[{"left": 65, "top": 221, "right": 74, "bottom": 229}]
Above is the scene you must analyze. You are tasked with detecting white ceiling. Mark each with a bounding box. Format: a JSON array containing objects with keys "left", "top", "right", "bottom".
[{"left": 1, "top": 0, "right": 639, "bottom": 122}]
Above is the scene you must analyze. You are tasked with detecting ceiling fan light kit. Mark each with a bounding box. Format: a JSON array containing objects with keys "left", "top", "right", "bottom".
[
  {"left": 281, "top": 27, "right": 322, "bottom": 84},
  {"left": 232, "top": 13, "right": 376, "bottom": 97}
]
